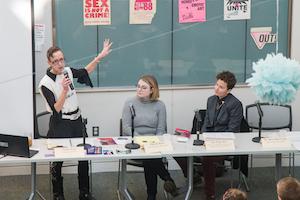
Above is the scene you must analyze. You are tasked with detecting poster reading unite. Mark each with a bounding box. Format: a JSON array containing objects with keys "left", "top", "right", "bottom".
[
  {"left": 83, "top": 0, "right": 111, "bottom": 26},
  {"left": 224, "top": 0, "right": 251, "bottom": 20}
]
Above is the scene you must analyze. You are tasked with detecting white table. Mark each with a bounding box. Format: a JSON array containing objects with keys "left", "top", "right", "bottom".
[{"left": 1, "top": 132, "right": 298, "bottom": 200}]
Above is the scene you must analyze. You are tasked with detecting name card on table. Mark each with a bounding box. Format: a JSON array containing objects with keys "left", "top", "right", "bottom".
[
  {"left": 135, "top": 136, "right": 160, "bottom": 148},
  {"left": 54, "top": 147, "right": 85, "bottom": 158},
  {"left": 261, "top": 138, "right": 291, "bottom": 148},
  {"left": 204, "top": 139, "right": 235, "bottom": 151},
  {"left": 143, "top": 142, "right": 173, "bottom": 154},
  {"left": 203, "top": 132, "right": 235, "bottom": 140},
  {"left": 47, "top": 139, "right": 71, "bottom": 149}
]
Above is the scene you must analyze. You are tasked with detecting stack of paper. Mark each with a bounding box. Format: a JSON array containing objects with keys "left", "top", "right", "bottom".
[
  {"left": 54, "top": 147, "right": 85, "bottom": 158},
  {"left": 47, "top": 139, "right": 71, "bottom": 149},
  {"left": 261, "top": 137, "right": 291, "bottom": 148},
  {"left": 203, "top": 132, "right": 235, "bottom": 150},
  {"left": 134, "top": 136, "right": 160, "bottom": 148},
  {"left": 203, "top": 132, "right": 235, "bottom": 140},
  {"left": 143, "top": 142, "right": 173, "bottom": 154},
  {"left": 205, "top": 140, "right": 235, "bottom": 151}
]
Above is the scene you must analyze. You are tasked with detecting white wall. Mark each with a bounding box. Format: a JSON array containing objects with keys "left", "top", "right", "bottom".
[{"left": 0, "top": 0, "right": 33, "bottom": 136}]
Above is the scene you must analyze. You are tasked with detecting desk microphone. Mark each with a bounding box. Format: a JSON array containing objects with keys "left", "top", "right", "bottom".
[
  {"left": 63, "top": 70, "right": 74, "bottom": 90},
  {"left": 125, "top": 104, "right": 140, "bottom": 150},
  {"left": 193, "top": 109, "right": 204, "bottom": 146},
  {"left": 252, "top": 101, "right": 264, "bottom": 143}
]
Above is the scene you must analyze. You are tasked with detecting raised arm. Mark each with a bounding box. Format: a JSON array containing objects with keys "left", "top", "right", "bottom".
[{"left": 85, "top": 38, "right": 112, "bottom": 74}]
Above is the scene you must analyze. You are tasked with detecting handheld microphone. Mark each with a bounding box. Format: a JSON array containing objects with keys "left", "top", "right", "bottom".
[{"left": 63, "top": 70, "right": 74, "bottom": 90}]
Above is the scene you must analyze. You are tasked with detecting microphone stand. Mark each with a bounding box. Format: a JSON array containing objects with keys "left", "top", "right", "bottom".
[
  {"left": 77, "top": 118, "right": 91, "bottom": 149},
  {"left": 193, "top": 110, "right": 204, "bottom": 146},
  {"left": 125, "top": 109, "right": 140, "bottom": 149},
  {"left": 252, "top": 102, "right": 263, "bottom": 143}
]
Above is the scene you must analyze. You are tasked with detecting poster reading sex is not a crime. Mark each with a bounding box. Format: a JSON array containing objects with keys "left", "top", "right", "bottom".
[{"left": 84, "top": 0, "right": 111, "bottom": 26}]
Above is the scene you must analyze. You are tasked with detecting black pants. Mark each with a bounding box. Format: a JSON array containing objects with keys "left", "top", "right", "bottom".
[
  {"left": 142, "top": 158, "right": 172, "bottom": 198},
  {"left": 51, "top": 161, "right": 89, "bottom": 195}
]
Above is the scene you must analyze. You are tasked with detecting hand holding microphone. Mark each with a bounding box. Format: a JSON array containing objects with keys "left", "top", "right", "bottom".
[{"left": 63, "top": 70, "right": 74, "bottom": 90}]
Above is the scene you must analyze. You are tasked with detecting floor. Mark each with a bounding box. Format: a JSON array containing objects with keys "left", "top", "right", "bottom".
[{"left": 0, "top": 166, "right": 299, "bottom": 200}]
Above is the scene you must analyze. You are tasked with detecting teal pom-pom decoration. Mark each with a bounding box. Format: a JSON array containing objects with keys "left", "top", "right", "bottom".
[{"left": 246, "top": 53, "right": 300, "bottom": 105}]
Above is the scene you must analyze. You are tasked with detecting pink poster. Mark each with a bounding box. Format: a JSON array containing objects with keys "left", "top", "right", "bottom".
[
  {"left": 83, "top": 0, "right": 111, "bottom": 26},
  {"left": 178, "top": 0, "right": 206, "bottom": 23}
]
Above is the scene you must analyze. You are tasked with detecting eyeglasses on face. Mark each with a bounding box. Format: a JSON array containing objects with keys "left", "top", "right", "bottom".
[
  {"left": 136, "top": 84, "right": 150, "bottom": 90},
  {"left": 51, "top": 57, "right": 65, "bottom": 65}
]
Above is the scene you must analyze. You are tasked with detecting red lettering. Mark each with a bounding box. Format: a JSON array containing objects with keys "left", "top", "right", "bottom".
[
  {"left": 93, "top": 0, "right": 100, "bottom": 7},
  {"left": 85, "top": 0, "right": 92, "bottom": 7},
  {"left": 101, "top": 0, "right": 109, "bottom": 7}
]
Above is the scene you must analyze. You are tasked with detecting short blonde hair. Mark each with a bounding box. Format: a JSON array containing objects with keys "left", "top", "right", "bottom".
[
  {"left": 223, "top": 188, "right": 247, "bottom": 200},
  {"left": 138, "top": 75, "right": 159, "bottom": 101},
  {"left": 277, "top": 177, "right": 300, "bottom": 200}
]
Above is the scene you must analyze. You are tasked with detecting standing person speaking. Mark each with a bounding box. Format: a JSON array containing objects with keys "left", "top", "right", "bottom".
[{"left": 39, "top": 39, "right": 112, "bottom": 200}]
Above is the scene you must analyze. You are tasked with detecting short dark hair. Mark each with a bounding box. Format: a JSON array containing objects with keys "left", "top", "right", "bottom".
[
  {"left": 216, "top": 71, "right": 237, "bottom": 90},
  {"left": 47, "top": 46, "right": 62, "bottom": 61}
]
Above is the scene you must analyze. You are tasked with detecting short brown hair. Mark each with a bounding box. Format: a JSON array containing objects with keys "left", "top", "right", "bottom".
[
  {"left": 277, "top": 177, "right": 300, "bottom": 200},
  {"left": 223, "top": 188, "right": 247, "bottom": 200},
  {"left": 216, "top": 71, "right": 237, "bottom": 90},
  {"left": 47, "top": 46, "right": 62, "bottom": 61},
  {"left": 138, "top": 75, "right": 159, "bottom": 101}
]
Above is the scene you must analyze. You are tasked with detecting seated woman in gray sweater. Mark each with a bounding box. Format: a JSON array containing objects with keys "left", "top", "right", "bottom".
[{"left": 122, "top": 75, "right": 178, "bottom": 200}]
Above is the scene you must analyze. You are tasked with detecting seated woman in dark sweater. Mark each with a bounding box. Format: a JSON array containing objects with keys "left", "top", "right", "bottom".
[
  {"left": 202, "top": 71, "right": 243, "bottom": 200},
  {"left": 122, "top": 75, "right": 178, "bottom": 200}
]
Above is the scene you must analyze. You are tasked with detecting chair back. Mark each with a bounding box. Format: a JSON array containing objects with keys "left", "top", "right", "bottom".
[
  {"left": 35, "top": 111, "right": 51, "bottom": 138},
  {"left": 245, "top": 103, "right": 292, "bottom": 131},
  {"left": 191, "top": 109, "right": 206, "bottom": 134}
]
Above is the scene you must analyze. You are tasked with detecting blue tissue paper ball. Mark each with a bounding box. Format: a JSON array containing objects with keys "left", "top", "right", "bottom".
[{"left": 246, "top": 53, "right": 300, "bottom": 105}]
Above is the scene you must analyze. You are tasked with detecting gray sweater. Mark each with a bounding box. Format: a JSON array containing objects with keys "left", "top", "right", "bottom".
[{"left": 122, "top": 96, "right": 167, "bottom": 136}]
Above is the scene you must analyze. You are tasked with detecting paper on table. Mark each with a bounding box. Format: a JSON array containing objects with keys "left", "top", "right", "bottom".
[
  {"left": 205, "top": 139, "right": 235, "bottom": 150},
  {"left": 114, "top": 137, "right": 130, "bottom": 145},
  {"left": 203, "top": 132, "right": 235, "bottom": 140},
  {"left": 47, "top": 139, "right": 71, "bottom": 149},
  {"left": 135, "top": 136, "right": 160, "bottom": 148},
  {"left": 261, "top": 138, "right": 291, "bottom": 148},
  {"left": 287, "top": 132, "right": 300, "bottom": 142},
  {"left": 292, "top": 141, "right": 300, "bottom": 150},
  {"left": 54, "top": 147, "right": 85, "bottom": 158},
  {"left": 143, "top": 142, "right": 173, "bottom": 154}
]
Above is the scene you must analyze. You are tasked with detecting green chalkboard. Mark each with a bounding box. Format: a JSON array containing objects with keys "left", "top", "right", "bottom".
[{"left": 54, "top": 0, "right": 289, "bottom": 87}]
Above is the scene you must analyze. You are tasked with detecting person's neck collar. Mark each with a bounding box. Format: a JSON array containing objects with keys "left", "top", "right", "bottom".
[{"left": 137, "top": 96, "right": 152, "bottom": 103}]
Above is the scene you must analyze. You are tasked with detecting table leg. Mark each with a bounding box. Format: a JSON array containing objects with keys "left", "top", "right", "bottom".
[
  {"left": 28, "top": 162, "right": 36, "bottom": 200},
  {"left": 275, "top": 153, "right": 282, "bottom": 181},
  {"left": 120, "top": 159, "right": 133, "bottom": 200},
  {"left": 185, "top": 156, "right": 193, "bottom": 200}
]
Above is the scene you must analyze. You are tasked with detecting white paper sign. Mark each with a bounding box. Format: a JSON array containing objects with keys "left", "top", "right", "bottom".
[
  {"left": 205, "top": 139, "right": 235, "bottom": 151},
  {"left": 261, "top": 138, "right": 291, "bottom": 148},
  {"left": 130, "top": 0, "right": 156, "bottom": 24},
  {"left": 54, "top": 147, "right": 85, "bottom": 158},
  {"left": 144, "top": 142, "right": 173, "bottom": 153},
  {"left": 224, "top": 0, "right": 251, "bottom": 20},
  {"left": 34, "top": 24, "right": 45, "bottom": 52}
]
